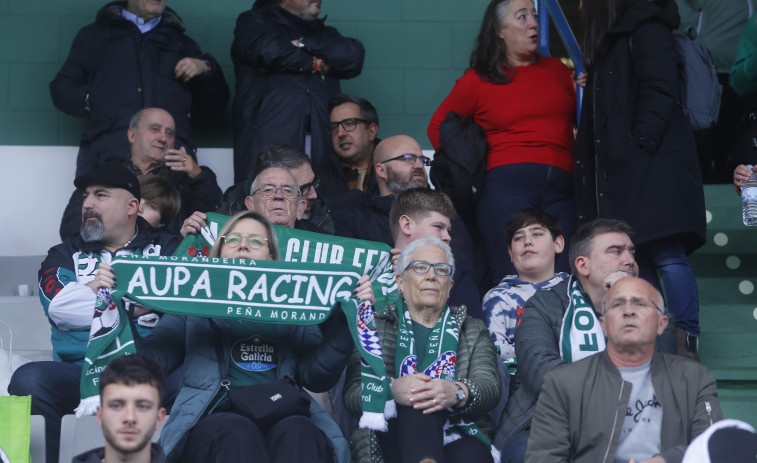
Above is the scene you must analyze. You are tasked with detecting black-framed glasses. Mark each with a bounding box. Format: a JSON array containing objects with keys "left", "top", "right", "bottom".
[
  {"left": 404, "top": 260, "right": 454, "bottom": 277},
  {"left": 380, "top": 153, "right": 431, "bottom": 166},
  {"left": 329, "top": 118, "right": 369, "bottom": 135},
  {"left": 222, "top": 233, "right": 268, "bottom": 249},
  {"left": 251, "top": 184, "right": 300, "bottom": 199},
  {"left": 300, "top": 176, "right": 320, "bottom": 196}
]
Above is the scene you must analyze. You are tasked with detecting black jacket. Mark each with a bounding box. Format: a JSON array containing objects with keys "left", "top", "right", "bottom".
[
  {"left": 574, "top": 0, "right": 705, "bottom": 253},
  {"left": 73, "top": 443, "right": 167, "bottom": 463},
  {"left": 50, "top": 1, "right": 229, "bottom": 176},
  {"left": 231, "top": 2, "right": 364, "bottom": 183},
  {"left": 331, "top": 191, "right": 484, "bottom": 319}
]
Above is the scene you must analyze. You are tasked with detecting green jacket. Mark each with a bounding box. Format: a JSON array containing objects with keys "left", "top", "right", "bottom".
[
  {"left": 526, "top": 350, "right": 722, "bottom": 463},
  {"left": 343, "top": 303, "right": 501, "bottom": 463},
  {"left": 676, "top": 0, "right": 755, "bottom": 72},
  {"left": 731, "top": 12, "right": 757, "bottom": 96}
]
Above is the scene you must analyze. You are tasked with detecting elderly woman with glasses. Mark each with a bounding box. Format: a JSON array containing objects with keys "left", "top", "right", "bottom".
[
  {"left": 140, "top": 210, "right": 374, "bottom": 463},
  {"left": 344, "top": 237, "right": 502, "bottom": 463}
]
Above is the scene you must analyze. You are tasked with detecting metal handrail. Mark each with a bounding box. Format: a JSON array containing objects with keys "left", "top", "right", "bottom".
[{"left": 537, "top": 0, "right": 584, "bottom": 122}]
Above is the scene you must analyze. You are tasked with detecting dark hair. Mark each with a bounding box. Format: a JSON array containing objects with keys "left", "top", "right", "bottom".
[
  {"left": 581, "top": 0, "right": 628, "bottom": 72},
  {"left": 327, "top": 94, "right": 380, "bottom": 127},
  {"left": 99, "top": 354, "right": 165, "bottom": 399},
  {"left": 505, "top": 208, "right": 562, "bottom": 244},
  {"left": 388, "top": 188, "right": 456, "bottom": 242},
  {"left": 138, "top": 175, "right": 181, "bottom": 227},
  {"left": 210, "top": 210, "right": 280, "bottom": 261},
  {"left": 470, "top": 0, "right": 531, "bottom": 84},
  {"left": 254, "top": 143, "right": 311, "bottom": 175},
  {"left": 568, "top": 218, "right": 632, "bottom": 274}
]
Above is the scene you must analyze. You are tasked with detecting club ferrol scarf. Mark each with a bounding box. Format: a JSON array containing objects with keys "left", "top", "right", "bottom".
[
  {"left": 77, "top": 254, "right": 365, "bottom": 416},
  {"left": 559, "top": 276, "right": 606, "bottom": 363},
  {"left": 343, "top": 298, "right": 500, "bottom": 462},
  {"left": 175, "top": 212, "right": 399, "bottom": 308}
]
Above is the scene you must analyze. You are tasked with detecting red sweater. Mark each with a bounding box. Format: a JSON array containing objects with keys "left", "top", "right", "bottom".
[{"left": 427, "top": 57, "right": 576, "bottom": 173}]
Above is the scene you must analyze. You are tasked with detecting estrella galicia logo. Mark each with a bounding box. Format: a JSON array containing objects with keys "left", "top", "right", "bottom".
[{"left": 231, "top": 336, "right": 277, "bottom": 371}]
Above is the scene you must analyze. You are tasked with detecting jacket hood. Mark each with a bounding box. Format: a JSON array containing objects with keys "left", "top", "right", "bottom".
[
  {"left": 96, "top": 0, "right": 185, "bottom": 32},
  {"left": 609, "top": 0, "right": 680, "bottom": 35}
]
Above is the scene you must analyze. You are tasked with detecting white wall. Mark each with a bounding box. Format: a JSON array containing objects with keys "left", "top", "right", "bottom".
[{"left": 0, "top": 146, "right": 235, "bottom": 257}]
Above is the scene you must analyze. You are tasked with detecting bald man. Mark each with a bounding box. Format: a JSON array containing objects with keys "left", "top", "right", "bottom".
[
  {"left": 526, "top": 277, "right": 722, "bottom": 463},
  {"left": 331, "top": 134, "right": 483, "bottom": 317}
]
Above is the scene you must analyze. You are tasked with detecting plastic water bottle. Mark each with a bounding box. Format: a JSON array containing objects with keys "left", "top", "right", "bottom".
[{"left": 742, "top": 165, "right": 757, "bottom": 226}]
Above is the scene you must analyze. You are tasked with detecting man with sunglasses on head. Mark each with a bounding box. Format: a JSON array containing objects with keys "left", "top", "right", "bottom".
[{"left": 319, "top": 94, "right": 381, "bottom": 200}]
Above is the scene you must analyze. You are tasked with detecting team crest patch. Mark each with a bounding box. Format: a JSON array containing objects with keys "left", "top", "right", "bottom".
[
  {"left": 357, "top": 301, "right": 382, "bottom": 358},
  {"left": 90, "top": 289, "right": 120, "bottom": 340},
  {"left": 231, "top": 336, "right": 277, "bottom": 371},
  {"left": 424, "top": 351, "right": 457, "bottom": 381},
  {"left": 400, "top": 355, "right": 419, "bottom": 376}
]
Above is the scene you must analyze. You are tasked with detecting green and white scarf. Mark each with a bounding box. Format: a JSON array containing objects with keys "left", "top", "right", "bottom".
[
  {"left": 77, "top": 255, "right": 364, "bottom": 416},
  {"left": 343, "top": 299, "right": 500, "bottom": 462},
  {"left": 559, "top": 276, "right": 606, "bottom": 363}
]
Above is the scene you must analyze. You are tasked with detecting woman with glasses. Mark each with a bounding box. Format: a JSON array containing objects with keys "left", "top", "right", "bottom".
[
  {"left": 344, "top": 237, "right": 501, "bottom": 463},
  {"left": 427, "top": 0, "right": 579, "bottom": 284},
  {"left": 140, "top": 210, "right": 374, "bottom": 462}
]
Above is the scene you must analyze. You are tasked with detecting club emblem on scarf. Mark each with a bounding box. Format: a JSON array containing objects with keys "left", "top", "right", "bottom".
[
  {"left": 425, "top": 351, "right": 456, "bottom": 380},
  {"left": 357, "top": 301, "right": 382, "bottom": 358},
  {"left": 90, "top": 288, "right": 119, "bottom": 340},
  {"left": 400, "top": 355, "right": 419, "bottom": 376}
]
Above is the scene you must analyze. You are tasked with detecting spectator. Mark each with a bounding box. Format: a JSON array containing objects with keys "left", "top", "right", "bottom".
[
  {"left": 575, "top": 0, "right": 706, "bottom": 360},
  {"left": 8, "top": 165, "right": 180, "bottom": 463},
  {"left": 343, "top": 238, "right": 501, "bottom": 463},
  {"left": 217, "top": 143, "right": 334, "bottom": 234},
  {"left": 483, "top": 208, "right": 568, "bottom": 374},
  {"left": 137, "top": 175, "right": 181, "bottom": 230},
  {"left": 73, "top": 355, "right": 168, "bottom": 463},
  {"left": 140, "top": 210, "right": 373, "bottom": 462},
  {"left": 332, "top": 135, "right": 484, "bottom": 317},
  {"left": 319, "top": 94, "right": 381, "bottom": 199},
  {"left": 231, "top": 0, "right": 365, "bottom": 183},
  {"left": 677, "top": 0, "right": 757, "bottom": 183},
  {"left": 494, "top": 218, "right": 638, "bottom": 462},
  {"left": 50, "top": 0, "right": 229, "bottom": 177},
  {"left": 181, "top": 166, "right": 307, "bottom": 237},
  {"left": 428, "top": 0, "right": 578, "bottom": 283},
  {"left": 59, "top": 108, "right": 223, "bottom": 239},
  {"left": 526, "top": 277, "right": 722, "bottom": 462}
]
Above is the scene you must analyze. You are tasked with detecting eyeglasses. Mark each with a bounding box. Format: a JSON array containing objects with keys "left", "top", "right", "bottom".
[
  {"left": 251, "top": 185, "right": 300, "bottom": 199},
  {"left": 222, "top": 233, "right": 268, "bottom": 249},
  {"left": 300, "top": 176, "right": 320, "bottom": 196},
  {"left": 404, "top": 260, "right": 454, "bottom": 277},
  {"left": 329, "top": 118, "right": 369, "bottom": 135},
  {"left": 380, "top": 154, "right": 431, "bottom": 166},
  {"left": 603, "top": 296, "right": 663, "bottom": 314}
]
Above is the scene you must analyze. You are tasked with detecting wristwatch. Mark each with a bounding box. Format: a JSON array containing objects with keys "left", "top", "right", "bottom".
[{"left": 454, "top": 382, "right": 466, "bottom": 406}]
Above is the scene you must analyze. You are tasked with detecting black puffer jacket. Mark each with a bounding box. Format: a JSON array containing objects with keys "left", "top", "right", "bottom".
[
  {"left": 574, "top": 0, "right": 705, "bottom": 253},
  {"left": 50, "top": 1, "right": 229, "bottom": 176},
  {"left": 231, "top": 1, "right": 364, "bottom": 183}
]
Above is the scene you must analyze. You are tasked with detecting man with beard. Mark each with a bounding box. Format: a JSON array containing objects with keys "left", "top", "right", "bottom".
[
  {"left": 331, "top": 135, "right": 482, "bottom": 314},
  {"left": 59, "top": 108, "right": 224, "bottom": 239},
  {"left": 73, "top": 355, "right": 168, "bottom": 463},
  {"left": 8, "top": 166, "right": 180, "bottom": 463}
]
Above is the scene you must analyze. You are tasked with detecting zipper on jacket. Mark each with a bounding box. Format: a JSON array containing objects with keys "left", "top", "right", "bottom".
[
  {"left": 603, "top": 381, "right": 625, "bottom": 463},
  {"left": 705, "top": 401, "right": 713, "bottom": 426}
]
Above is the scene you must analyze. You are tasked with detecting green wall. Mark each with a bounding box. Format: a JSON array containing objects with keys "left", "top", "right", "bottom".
[{"left": 0, "top": 0, "right": 494, "bottom": 149}]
